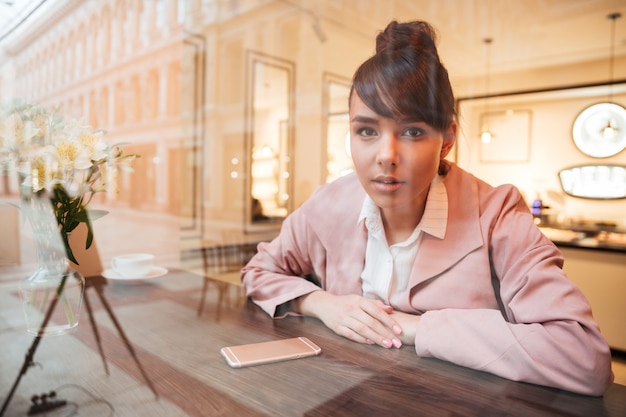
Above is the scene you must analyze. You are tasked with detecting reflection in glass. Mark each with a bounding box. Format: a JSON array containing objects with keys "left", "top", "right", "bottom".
[
  {"left": 247, "top": 53, "right": 294, "bottom": 225},
  {"left": 324, "top": 76, "right": 353, "bottom": 183},
  {"left": 559, "top": 164, "right": 626, "bottom": 199},
  {"left": 572, "top": 102, "right": 626, "bottom": 158}
]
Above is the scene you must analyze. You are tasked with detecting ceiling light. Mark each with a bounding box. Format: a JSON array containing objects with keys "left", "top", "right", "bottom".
[
  {"left": 603, "top": 12, "right": 621, "bottom": 139},
  {"left": 480, "top": 38, "right": 493, "bottom": 144}
]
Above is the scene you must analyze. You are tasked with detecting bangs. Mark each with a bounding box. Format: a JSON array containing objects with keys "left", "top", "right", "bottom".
[{"left": 351, "top": 52, "right": 453, "bottom": 131}]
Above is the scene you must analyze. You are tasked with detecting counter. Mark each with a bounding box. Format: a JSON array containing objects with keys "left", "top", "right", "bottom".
[
  {"left": 540, "top": 225, "right": 626, "bottom": 352},
  {"left": 539, "top": 224, "right": 626, "bottom": 253}
]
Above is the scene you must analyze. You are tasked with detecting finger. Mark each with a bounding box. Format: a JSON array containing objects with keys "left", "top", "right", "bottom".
[
  {"left": 360, "top": 300, "right": 403, "bottom": 336},
  {"left": 369, "top": 298, "right": 394, "bottom": 313},
  {"left": 334, "top": 323, "right": 371, "bottom": 345},
  {"left": 339, "top": 324, "right": 396, "bottom": 348},
  {"left": 346, "top": 309, "right": 402, "bottom": 348}
]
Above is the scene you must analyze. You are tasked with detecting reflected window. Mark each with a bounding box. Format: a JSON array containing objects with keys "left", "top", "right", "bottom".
[
  {"left": 324, "top": 74, "right": 352, "bottom": 183},
  {"left": 246, "top": 52, "right": 294, "bottom": 227}
]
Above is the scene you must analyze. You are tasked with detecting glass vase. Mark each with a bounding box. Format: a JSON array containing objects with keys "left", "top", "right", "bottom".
[
  {"left": 19, "top": 191, "right": 85, "bottom": 337},
  {"left": 20, "top": 259, "right": 85, "bottom": 337}
]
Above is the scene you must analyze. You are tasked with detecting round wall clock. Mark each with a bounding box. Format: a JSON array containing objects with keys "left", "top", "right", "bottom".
[{"left": 572, "top": 102, "right": 626, "bottom": 158}]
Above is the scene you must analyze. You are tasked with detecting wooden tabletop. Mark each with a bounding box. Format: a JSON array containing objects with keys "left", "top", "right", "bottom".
[
  {"left": 1, "top": 268, "right": 625, "bottom": 416},
  {"left": 206, "top": 301, "right": 626, "bottom": 417}
]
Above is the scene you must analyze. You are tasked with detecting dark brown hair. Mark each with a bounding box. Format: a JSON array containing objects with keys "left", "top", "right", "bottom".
[{"left": 350, "top": 20, "right": 456, "bottom": 132}]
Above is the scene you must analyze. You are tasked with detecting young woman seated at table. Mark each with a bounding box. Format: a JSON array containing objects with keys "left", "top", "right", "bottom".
[{"left": 241, "top": 20, "right": 613, "bottom": 396}]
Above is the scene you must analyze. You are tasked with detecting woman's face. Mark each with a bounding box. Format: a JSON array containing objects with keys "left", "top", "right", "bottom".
[{"left": 349, "top": 92, "right": 456, "bottom": 218}]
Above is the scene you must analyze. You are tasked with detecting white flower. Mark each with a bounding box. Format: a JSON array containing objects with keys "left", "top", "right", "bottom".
[
  {"left": 1, "top": 101, "right": 138, "bottom": 197},
  {"left": 1, "top": 100, "right": 139, "bottom": 265}
]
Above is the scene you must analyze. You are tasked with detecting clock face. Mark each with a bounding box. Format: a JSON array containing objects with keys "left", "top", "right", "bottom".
[{"left": 572, "top": 102, "right": 626, "bottom": 158}]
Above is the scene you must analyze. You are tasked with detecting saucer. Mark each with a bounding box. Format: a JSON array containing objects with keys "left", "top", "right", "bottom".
[{"left": 102, "top": 266, "right": 168, "bottom": 280}]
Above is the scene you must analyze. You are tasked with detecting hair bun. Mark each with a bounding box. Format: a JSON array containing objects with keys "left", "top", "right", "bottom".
[
  {"left": 375, "top": 20, "right": 439, "bottom": 58},
  {"left": 352, "top": 19, "right": 455, "bottom": 131}
]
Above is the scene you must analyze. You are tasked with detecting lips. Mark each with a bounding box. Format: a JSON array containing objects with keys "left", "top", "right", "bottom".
[
  {"left": 372, "top": 176, "right": 404, "bottom": 192},
  {"left": 373, "top": 175, "right": 402, "bottom": 184}
]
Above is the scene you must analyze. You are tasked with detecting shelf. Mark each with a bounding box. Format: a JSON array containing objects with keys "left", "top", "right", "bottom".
[{"left": 540, "top": 225, "right": 626, "bottom": 253}]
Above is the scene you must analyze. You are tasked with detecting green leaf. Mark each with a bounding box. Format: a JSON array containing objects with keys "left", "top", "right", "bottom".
[
  {"left": 62, "top": 233, "right": 79, "bottom": 264},
  {"left": 53, "top": 185, "right": 70, "bottom": 204},
  {"left": 86, "top": 221, "right": 94, "bottom": 249},
  {"left": 66, "top": 220, "right": 80, "bottom": 234},
  {"left": 74, "top": 210, "right": 90, "bottom": 222},
  {"left": 87, "top": 209, "right": 109, "bottom": 221}
]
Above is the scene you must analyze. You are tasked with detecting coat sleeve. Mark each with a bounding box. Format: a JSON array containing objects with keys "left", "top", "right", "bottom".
[
  {"left": 241, "top": 205, "right": 325, "bottom": 318},
  {"left": 413, "top": 185, "right": 614, "bottom": 396},
  {"left": 242, "top": 174, "right": 366, "bottom": 317}
]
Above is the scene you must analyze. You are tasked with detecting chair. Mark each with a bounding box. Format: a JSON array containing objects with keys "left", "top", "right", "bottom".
[{"left": 197, "top": 245, "right": 247, "bottom": 319}]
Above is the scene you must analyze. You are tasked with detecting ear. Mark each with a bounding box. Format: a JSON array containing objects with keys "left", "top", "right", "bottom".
[{"left": 441, "top": 121, "right": 457, "bottom": 158}]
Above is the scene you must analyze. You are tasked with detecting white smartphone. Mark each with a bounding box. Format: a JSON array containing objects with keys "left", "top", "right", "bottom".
[{"left": 220, "top": 337, "right": 322, "bottom": 368}]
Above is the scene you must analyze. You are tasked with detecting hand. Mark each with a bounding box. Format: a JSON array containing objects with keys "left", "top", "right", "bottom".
[
  {"left": 295, "top": 291, "right": 403, "bottom": 349},
  {"left": 389, "top": 310, "right": 420, "bottom": 345}
]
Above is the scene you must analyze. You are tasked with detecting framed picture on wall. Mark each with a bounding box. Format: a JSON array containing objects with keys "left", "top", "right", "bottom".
[{"left": 479, "top": 109, "right": 532, "bottom": 163}]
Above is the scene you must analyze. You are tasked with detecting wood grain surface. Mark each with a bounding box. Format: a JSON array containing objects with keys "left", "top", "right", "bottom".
[{"left": 1, "top": 269, "right": 624, "bottom": 417}]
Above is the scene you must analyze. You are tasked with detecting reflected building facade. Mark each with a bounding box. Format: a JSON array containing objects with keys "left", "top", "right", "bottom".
[{"left": 2, "top": 0, "right": 625, "bottom": 258}]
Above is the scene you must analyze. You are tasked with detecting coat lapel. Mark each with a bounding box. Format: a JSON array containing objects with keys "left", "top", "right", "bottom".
[{"left": 408, "top": 165, "right": 484, "bottom": 287}]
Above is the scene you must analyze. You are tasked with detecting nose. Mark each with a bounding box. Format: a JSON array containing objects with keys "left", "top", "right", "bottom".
[{"left": 376, "top": 134, "right": 399, "bottom": 167}]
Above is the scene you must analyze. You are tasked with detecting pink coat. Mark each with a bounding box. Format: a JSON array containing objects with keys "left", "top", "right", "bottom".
[{"left": 242, "top": 163, "right": 613, "bottom": 395}]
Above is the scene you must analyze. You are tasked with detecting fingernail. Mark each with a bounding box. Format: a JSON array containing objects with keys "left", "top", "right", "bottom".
[
  {"left": 393, "top": 325, "right": 403, "bottom": 334},
  {"left": 392, "top": 338, "right": 402, "bottom": 348},
  {"left": 366, "top": 338, "right": 375, "bottom": 345},
  {"left": 382, "top": 339, "right": 392, "bottom": 348}
]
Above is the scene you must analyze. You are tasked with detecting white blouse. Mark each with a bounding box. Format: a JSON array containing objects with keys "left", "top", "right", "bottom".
[{"left": 358, "top": 175, "right": 448, "bottom": 307}]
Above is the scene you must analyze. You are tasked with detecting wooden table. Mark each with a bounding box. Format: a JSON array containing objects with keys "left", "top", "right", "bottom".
[
  {"left": 1, "top": 268, "right": 625, "bottom": 416},
  {"left": 208, "top": 302, "right": 626, "bottom": 417}
]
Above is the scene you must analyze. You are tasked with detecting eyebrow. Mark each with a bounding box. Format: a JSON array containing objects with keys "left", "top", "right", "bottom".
[
  {"left": 351, "top": 114, "right": 424, "bottom": 125},
  {"left": 350, "top": 115, "right": 378, "bottom": 124}
]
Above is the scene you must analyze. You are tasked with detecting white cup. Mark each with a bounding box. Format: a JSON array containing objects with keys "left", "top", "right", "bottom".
[{"left": 111, "top": 253, "right": 155, "bottom": 278}]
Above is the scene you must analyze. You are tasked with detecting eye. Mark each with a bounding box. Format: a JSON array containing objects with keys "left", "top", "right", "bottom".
[
  {"left": 403, "top": 127, "right": 424, "bottom": 137},
  {"left": 355, "top": 127, "right": 377, "bottom": 137}
]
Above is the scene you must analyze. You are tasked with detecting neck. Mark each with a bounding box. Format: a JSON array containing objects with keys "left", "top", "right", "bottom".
[{"left": 381, "top": 205, "right": 424, "bottom": 245}]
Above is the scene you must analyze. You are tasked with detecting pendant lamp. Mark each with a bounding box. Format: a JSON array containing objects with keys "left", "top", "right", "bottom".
[
  {"left": 602, "top": 12, "right": 621, "bottom": 140},
  {"left": 480, "top": 38, "right": 493, "bottom": 144}
]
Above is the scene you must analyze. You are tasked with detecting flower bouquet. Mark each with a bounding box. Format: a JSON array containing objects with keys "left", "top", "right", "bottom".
[{"left": 0, "top": 100, "right": 137, "bottom": 335}]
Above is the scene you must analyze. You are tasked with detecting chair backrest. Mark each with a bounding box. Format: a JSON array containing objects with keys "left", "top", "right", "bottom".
[{"left": 202, "top": 245, "right": 231, "bottom": 275}]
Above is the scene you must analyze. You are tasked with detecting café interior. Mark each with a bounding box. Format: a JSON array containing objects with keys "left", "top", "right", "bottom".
[{"left": 1, "top": 0, "right": 626, "bottom": 415}]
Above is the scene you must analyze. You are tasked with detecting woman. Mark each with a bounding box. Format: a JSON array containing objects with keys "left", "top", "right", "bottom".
[{"left": 241, "top": 20, "right": 613, "bottom": 396}]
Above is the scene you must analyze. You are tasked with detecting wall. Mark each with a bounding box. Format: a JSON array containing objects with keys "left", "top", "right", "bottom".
[
  {"left": 200, "top": 2, "right": 374, "bottom": 244},
  {"left": 456, "top": 82, "right": 626, "bottom": 227}
]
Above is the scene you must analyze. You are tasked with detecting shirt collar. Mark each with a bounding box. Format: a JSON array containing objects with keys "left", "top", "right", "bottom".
[{"left": 357, "top": 174, "right": 448, "bottom": 239}]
